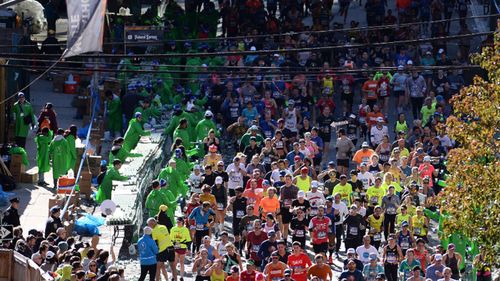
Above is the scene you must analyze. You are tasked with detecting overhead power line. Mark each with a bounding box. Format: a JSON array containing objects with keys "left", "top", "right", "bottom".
[{"left": 0, "top": 31, "right": 493, "bottom": 59}]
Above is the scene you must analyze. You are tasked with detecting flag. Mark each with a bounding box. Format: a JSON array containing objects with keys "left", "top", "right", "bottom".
[{"left": 64, "top": 0, "right": 107, "bottom": 58}]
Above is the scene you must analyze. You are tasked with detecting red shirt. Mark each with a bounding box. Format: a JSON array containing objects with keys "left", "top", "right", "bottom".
[
  {"left": 309, "top": 216, "right": 332, "bottom": 244},
  {"left": 247, "top": 231, "right": 267, "bottom": 261},
  {"left": 227, "top": 275, "right": 240, "bottom": 281},
  {"left": 362, "top": 80, "right": 379, "bottom": 100},
  {"left": 316, "top": 98, "right": 335, "bottom": 115},
  {"left": 414, "top": 248, "right": 429, "bottom": 273},
  {"left": 240, "top": 270, "right": 256, "bottom": 281},
  {"left": 287, "top": 253, "right": 312, "bottom": 281},
  {"left": 377, "top": 77, "right": 391, "bottom": 97}
]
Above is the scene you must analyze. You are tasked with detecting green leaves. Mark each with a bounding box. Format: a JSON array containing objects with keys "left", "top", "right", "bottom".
[{"left": 438, "top": 22, "right": 500, "bottom": 268}]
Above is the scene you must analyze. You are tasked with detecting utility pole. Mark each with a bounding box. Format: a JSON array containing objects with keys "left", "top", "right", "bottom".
[{"left": 0, "top": 58, "right": 6, "bottom": 143}]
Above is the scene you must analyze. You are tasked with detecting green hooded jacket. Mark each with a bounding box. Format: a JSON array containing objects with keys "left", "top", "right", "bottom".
[
  {"left": 11, "top": 101, "right": 35, "bottom": 138},
  {"left": 123, "top": 118, "right": 151, "bottom": 151},
  {"left": 65, "top": 134, "right": 77, "bottom": 170},
  {"left": 49, "top": 135, "right": 70, "bottom": 179},
  {"left": 195, "top": 118, "right": 218, "bottom": 141},
  {"left": 107, "top": 95, "right": 123, "bottom": 133},
  {"left": 35, "top": 132, "right": 52, "bottom": 173},
  {"left": 145, "top": 189, "right": 170, "bottom": 217},
  {"left": 95, "top": 166, "right": 128, "bottom": 204}
]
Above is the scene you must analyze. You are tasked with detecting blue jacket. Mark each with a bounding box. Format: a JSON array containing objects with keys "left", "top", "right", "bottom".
[
  {"left": 188, "top": 206, "right": 216, "bottom": 231},
  {"left": 138, "top": 234, "right": 159, "bottom": 265}
]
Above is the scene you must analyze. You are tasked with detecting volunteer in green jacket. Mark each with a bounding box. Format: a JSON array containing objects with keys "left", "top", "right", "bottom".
[
  {"left": 158, "top": 179, "right": 179, "bottom": 226},
  {"left": 195, "top": 110, "right": 218, "bottom": 141},
  {"left": 158, "top": 159, "right": 189, "bottom": 199},
  {"left": 123, "top": 112, "right": 151, "bottom": 151},
  {"left": 173, "top": 119, "right": 191, "bottom": 149},
  {"left": 35, "top": 127, "right": 52, "bottom": 187},
  {"left": 49, "top": 129, "right": 70, "bottom": 188},
  {"left": 105, "top": 90, "right": 123, "bottom": 137},
  {"left": 109, "top": 137, "right": 142, "bottom": 163},
  {"left": 145, "top": 180, "right": 170, "bottom": 217},
  {"left": 11, "top": 92, "right": 36, "bottom": 148},
  {"left": 95, "top": 159, "right": 129, "bottom": 204},
  {"left": 65, "top": 125, "right": 78, "bottom": 171}
]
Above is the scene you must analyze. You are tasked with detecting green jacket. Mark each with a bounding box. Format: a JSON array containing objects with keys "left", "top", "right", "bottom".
[
  {"left": 95, "top": 166, "right": 128, "bottom": 204},
  {"left": 158, "top": 187, "right": 178, "bottom": 226},
  {"left": 145, "top": 189, "right": 170, "bottom": 217},
  {"left": 9, "top": 146, "right": 29, "bottom": 166},
  {"left": 173, "top": 126, "right": 191, "bottom": 149},
  {"left": 166, "top": 111, "right": 197, "bottom": 137},
  {"left": 195, "top": 118, "right": 218, "bottom": 141},
  {"left": 158, "top": 166, "right": 188, "bottom": 198},
  {"left": 240, "top": 132, "right": 265, "bottom": 148},
  {"left": 133, "top": 106, "right": 161, "bottom": 125},
  {"left": 109, "top": 145, "right": 142, "bottom": 163},
  {"left": 123, "top": 118, "right": 151, "bottom": 151},
  {"left": 49, "top": 135, "right": 70, "bottom": 179},
  {"left": 107, "top": 95, "right": 123, "bottom": 133},
  {"left": 35, "top": 132, "right": 52, "bottom": 173},
  {"left": 65, "top": 134, "right": 77, "bottom": 170},
  {"left": 11, "top": 101, "right": 35, "bottom": 138},
  {"left": 174, "top": 157, "right": 193, "bottom": 181}
]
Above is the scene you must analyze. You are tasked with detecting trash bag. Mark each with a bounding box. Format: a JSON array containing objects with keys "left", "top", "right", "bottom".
[
  {"left": 74, "top": 214, "right": 105, "bottom": 236},
  {"left": 0, "top": 184, "right": 16, "bottom": 207}
]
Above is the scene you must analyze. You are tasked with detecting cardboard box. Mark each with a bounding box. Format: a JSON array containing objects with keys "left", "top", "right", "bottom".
[
  {"left": 48, "top": 194, "right": 79, "bottom": 218},
  {"left": 10, "top": 155, "right": 25, "bottom": 181},
  {"left": 79, "top": 170, "right": 93, "bottom": 198}
]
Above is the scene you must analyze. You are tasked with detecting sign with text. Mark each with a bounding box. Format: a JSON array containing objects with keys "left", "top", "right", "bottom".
[{"left": 125, "top": 26, "right": 164, "bottom": 43}]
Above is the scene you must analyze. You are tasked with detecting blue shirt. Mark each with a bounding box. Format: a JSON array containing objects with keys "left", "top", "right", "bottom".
[
  {"left": 286, "top": 151, "right": 304, "bottom": 164},
  {"left": 137, "top": 234, "right": 159, "bottom": 265},
  {"left": 188, "top": 206, "right": 216, "bottom": 230}
]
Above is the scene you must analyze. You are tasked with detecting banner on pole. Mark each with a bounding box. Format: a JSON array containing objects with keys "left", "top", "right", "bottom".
[{"left": 64, "top": 0, "right": 108, "bottom": 58}]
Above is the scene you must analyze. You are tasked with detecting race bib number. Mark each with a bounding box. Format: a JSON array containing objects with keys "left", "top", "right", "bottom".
[
  {"left": 196, "top": 224, "right": 205, "bottom": 230},
  {"left": 174, "top": 242, "right": 181, "bottom": 249},
  {"left": 386, "top": 207, "right": 396, "bottom": 215},
  {"left": 387, "top": 253, "right": 397, "bottom": 263},
  {"left": 370, "top": 196, "right": 378, "bottom": 205},
  {"left": 236, "top": 210, "right": 245, "bottom": 218},
  {"left": 349, "top": 226, "right": 358, "bottom": 236},
  {"left": 317, "top": 231, "right": 327, "bottom": 239},
  {"left": 414, "top": 227, "right": 421, "bottom": 235},
  {"left": 295, "top": 230, "right": 305, "bottom": 237},
  {"left": 284, "top": 199, "right": 292, "bottom": 208},
  {"left": 373, "top": 233, "right": 382, "bottom": 241},
  {"left": 217, "top": 203, "right": 224, "bottom": 211},
  {"left": 401, "top": 241, "right": 410, "bottom": 250},
  {"left": 252, "top": 244, "right": 260, "bottom": 252}
]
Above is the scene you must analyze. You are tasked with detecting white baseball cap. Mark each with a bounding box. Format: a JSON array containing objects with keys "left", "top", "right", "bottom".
[
  {"left": 311, "top": 181, "right": 319, "bottom": 189},
  {"left": 298, "top": 190, "right": 305, "bottom": 198},
  {"left": 215, "top": 176, "right": 223, "bottom": 184}
]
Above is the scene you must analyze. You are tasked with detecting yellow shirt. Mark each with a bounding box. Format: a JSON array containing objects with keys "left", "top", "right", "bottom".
[
  {"left": 396, "top": 213, "right": 411, "bottom": 228},
  {"left": 170, "top": 226, "right": 192, "bottom": 249},
  {"left": 411, "top": 215, "right": 427, "bottom": 236},
  {"left": 332, "top": 183, "right": 353, "bottom": 205},
  {"left": 368, "top": 214, "right": 384, "bottom": 233},
  {"left": 381, "top": 181, "right": 403, "bottom": 194},
  {"left": 366, "top": 186, "right": 385, "bottom": 206},
  {"left": 296, "top": 175, "right": 311, "bottom": 193},
  {"left": 152, "top": 224, "right": 173, "bottom": 252}
]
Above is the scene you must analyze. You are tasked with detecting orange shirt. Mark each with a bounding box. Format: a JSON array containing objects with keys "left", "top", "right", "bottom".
[
  {"left": 307, "top": 264, "right": 332, "bottom": 281},
  {"left": 363, "top": 80, "right": 379, "bottom": 100},
  {"left": 200, "top": 193, "right": 217, "bottom": 207},
  {"left": 243, "top": 189, "right": 263, "bottom": 216},
  {"left": 259, "top": 196, "right": 280, "bottom": 214},
  {"left": 352, "top": 149, "right": 376, "bottom": 167},
  {"left": 366, "top": 111, "right": 384, "bottom": 128},
  {"left": 264, "top": 261, "right": 288, "bottom": 281}
]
